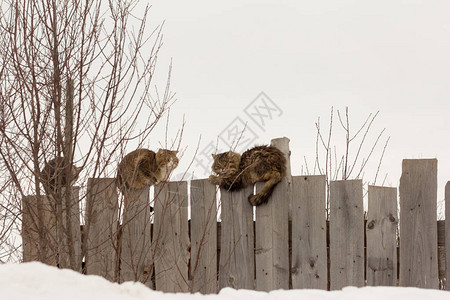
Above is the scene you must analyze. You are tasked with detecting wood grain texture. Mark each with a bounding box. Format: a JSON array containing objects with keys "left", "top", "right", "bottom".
[
  {"left": 399, "top": 159, "right": 438, "bottom": 289},
  {"left": 190, "top": 179, "right": 218, "bottom": 294},
  {"left": 329, "top": 180, "right": 364, "bottom": 290},
  {"left": 85, "top": 178, "right": 119, "bottom": 281},
  {"left": 445, "top": 181, "right": 450, "bottom": 290},
  {"left": 120, "top": 186, "right": 153, "bottom": 287},
  {"left": 291, "top": 175, "right": 327, "bottom": 290},
  {"left": 255, "top": 137, "right": 290, "bottom": 291},
  {"left": 446, "top": 182, "right": 450, "bottom": 289},
  {"left": 437, "top": 221, "right": 446, "bottom": 284},
  {"left": 271, "top": 137, "right": 293, "bottom": 221},
  {"left": 218, "top": 185, "right": 255, "bottom": 291},
  {"left": 59, "top": 187, "right": 82, "bottom": 271},
  {"left": 22, "top": 195, "right": 57, "bottom": 265},
  {"left": 366, "top": 185, "right": 398, "bottom": 286},
  {"left": 22, "top": 187, "right": 82, "bottom": 270},
  {"left": 153, "top": 181, "right": 190, "bottom": 292}
]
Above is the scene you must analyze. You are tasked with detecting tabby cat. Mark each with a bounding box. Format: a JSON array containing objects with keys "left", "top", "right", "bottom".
[
  {"left": 41, "top": 157, "right": 82, "bottom": 195},
  {"left": 209, "top": 145, "right": 286, "bottom": 206},
  {"left": 116, "top": 148, "right": 179, "bottom": 194}
]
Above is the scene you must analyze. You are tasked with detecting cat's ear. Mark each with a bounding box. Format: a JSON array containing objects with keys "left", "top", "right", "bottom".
[{"left": 211, "top": 154, "right": 217, "bottom": 159}]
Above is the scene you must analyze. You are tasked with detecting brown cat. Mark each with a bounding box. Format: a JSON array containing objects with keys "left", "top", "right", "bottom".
[
  {"left": 41, "top": 157, "right": 82, "bottom": 195},
  {"left": 116, "top": 148, "right": 179, "bottom": 194},
  {"left": 209, "top": 145, "right": 286, "bottom": 206}
]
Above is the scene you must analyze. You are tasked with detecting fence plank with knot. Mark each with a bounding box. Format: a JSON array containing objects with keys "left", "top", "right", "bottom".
[
  {"left": 366, "top": 185, "right": 398, "bottom": 286},
  {"left": 291, "top": 175, "right": 327, "bottom": 290},
  {"left": 330, "top": 180, "right": 364, "bottom": 290}
]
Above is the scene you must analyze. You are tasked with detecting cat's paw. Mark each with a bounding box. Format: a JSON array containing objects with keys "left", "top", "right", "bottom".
[
  {"left": 209, "top": 175, "right": 219, "bottom": 184},
  {"left": 248, "top": 194, "right": 257, "bottom": 206}
]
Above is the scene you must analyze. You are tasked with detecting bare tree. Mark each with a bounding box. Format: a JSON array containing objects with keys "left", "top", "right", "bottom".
[
  {"left": 304, "top": 107, "right": 390, "bottom": 217},
  {"left": 0, "top": 0, "right": 174, "bottom": 269}
]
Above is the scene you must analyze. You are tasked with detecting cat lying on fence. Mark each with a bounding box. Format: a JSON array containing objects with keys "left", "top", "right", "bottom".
[
  {"left": 41, "top": 157, "right": 82, "bottom": 196},
  {"left": 116, "top": 148, "right": 179, "bottom": 194},
  {"left": 209, "top": 145, "right": 286, "bottom": 206}
]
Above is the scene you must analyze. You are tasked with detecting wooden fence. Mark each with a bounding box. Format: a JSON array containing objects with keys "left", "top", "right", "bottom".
[{"left": 22, "top": 138, "right": 449, "bottom": 292}]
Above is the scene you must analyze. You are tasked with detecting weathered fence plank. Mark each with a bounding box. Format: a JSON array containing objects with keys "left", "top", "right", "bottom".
[
  {"left": 59, "top": 187, "right": 82, "bottom": 271},
  {"left": 366, "top": 185, "right": 398, "bottom": 286},
  {"left": 22, "top": 195, "right": 57, "bottom": 265},
  {"left": 190, "top": 179, "right": 218, "bottom": 294},
  {"left": 120, "top": 187, "right": 153, "bottom": 287},
  {"left": 153, "top": 181, "right": 190, "bottom": 292},
  {"left": 22, "top": 187, "right": 81, "bottom": 270},
  {"left": 85, "top": 178, "right": 119, "bottom": 281},
  {"left": 399, "top": 159, "right": 438, "bottom": 289},
  {"left": 437, "top": 220, "right": 446, "bottom": 287},
  {"left": 255, "top": 137, "right": 290, "bottom": 291},
  {"left": 446, "top": 181, "right": 450, "bottom": 289},
  {"left": 272, "top": 138, "right": 293, "bottom": 221},
  {"left": 219, "top": 185, "right": 255, "bottom": 290},
  {"left": 291, "top": 175, "right": 327, "bottom": 290},
  {"left": 329, "top": 180, "right": 364, "bottom": 290}
]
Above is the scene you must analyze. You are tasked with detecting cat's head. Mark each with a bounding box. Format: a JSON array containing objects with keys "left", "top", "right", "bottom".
[
  {"left": 156, "top": 149, "right": 179, "bottom": 170},
  {"left": 211, "top": 151, "right": 241, "bottom": 176}
]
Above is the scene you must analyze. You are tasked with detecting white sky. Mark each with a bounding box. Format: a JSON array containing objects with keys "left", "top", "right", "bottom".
[{"left": 141, "top": 1, "right": 450, "bottom": 207}]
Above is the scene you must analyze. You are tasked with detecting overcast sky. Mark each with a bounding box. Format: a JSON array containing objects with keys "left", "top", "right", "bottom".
[{"left": 142, "top": 0, "right": 450, "bottom": 208}]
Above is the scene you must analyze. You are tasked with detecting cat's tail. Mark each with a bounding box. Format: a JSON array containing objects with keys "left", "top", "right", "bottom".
[{"left": 248, "top": 172, "right": 283, "bottom": 206}]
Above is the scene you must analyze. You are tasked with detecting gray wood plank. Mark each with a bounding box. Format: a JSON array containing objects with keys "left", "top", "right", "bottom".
[
  {"left": 120, "top": 186, "right": 153, "bottom": 287},
  {"left": 218, "top": 185, "right": 255, "bottom": 290},
  {"left": 255, "top": 137, "right": 290, "bottom": 291},
  {"left": 399, "top": 159, "right": 438, "bottom": 289},
  {"left": 329, "top": 180, "right": 364, "bottom": 290},
  {"left": 272, "top": 137, "right": 293, "bottom": 221},
  {"left": 59, "top": 187, "right": 82, "bottom": 271},
  {"left": 291, "top": 175, "right": 327, "bottom": 290},
  {"left": 190, "top": 179, "right": 218, "bottom": 294},
  {"left": 85, "top": 178, "right": 119, "bottom": 281},
  {"left": 437, "top": 220, "right": 446, "bottom": 286},
  {"left": 366, "top": 185, "right": 398, "bottom": 286},
  {"left": 22, "top": 195, "right": 57, "bottom": 265},
  {"left": 446, "top": 181, "right": 450, "bottom": 290},
  {"left": 153, "top": 181, "right": 190, "bottom": 292}
]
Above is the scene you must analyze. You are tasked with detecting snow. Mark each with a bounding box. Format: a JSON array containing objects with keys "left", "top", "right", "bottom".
[{"left": 0, "top": 262, "right": 448, "bottom": 300}]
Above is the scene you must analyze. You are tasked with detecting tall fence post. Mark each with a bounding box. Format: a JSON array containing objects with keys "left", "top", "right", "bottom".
[
  {"left": 85, "top": 178, "right": 119, "bottom": 281},
  {"left": 153, "top": 181, "right": 190, "bottom": 292},
  {"left": 329, "top": 180, "right": 364, "bottom": 290},
  {"left": 366, "top": 186, "right": 398, "bottom": 286},
  {"left": 120, "top": 187, "right": 153, "bottom": 287},
  {"left": 255, "top": 137, "right": 290, "bottom": 291},
  {"left": 219, "top": 185, "right": 255, "bottom": 290},
  {"left": 291, "top": 175, "right": 327, "bottom": 290},
  {"left": 190, "top": 179, "right": 218, "bottom": 294},
  {"left": 399, "top": 159, "right": 438, "bottom": 289}
]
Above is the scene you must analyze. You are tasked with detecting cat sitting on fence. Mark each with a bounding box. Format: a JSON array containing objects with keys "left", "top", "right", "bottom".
[
  {"left": 209, "top": 145, "right": 286, "bottom": 206},
  {"left": 116, "top": 148, "right": 179, "bottom": 194},
  {"left": 41, "top": 157, "right": 82, "bottom": 196}
]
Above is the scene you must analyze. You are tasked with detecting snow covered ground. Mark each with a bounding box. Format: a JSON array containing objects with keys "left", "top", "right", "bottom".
[{"left": 0, "top": 262, "right": 448, "bottom": 300}]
